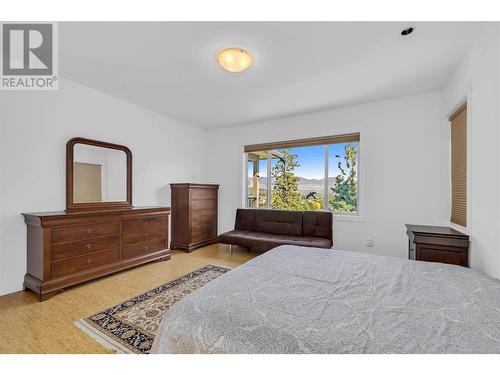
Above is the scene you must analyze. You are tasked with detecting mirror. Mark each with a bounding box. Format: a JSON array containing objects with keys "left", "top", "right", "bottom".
[
  {"left": 73, "top": 144, "right": 127, "bottom": 203},
  {"left": 67, "top": 138, "right": 132, "bottom": 211}
]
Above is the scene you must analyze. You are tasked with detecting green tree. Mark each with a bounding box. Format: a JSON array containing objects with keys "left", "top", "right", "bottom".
[
  {"left": 271, "top": 150, "right": 303, "bottom": 210},
  {"left": 329, "top": 143, "right": 358, "bottom": 212}
]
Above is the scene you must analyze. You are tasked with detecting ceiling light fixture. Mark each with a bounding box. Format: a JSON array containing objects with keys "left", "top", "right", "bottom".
[
  {"left": 401, "top": 27, "right": 415, "bottom": 36},
  {"left": 216, "top": 47, "right": 253, "bottom": 73}
]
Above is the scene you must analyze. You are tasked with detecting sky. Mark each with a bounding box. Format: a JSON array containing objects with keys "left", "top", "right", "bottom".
[
  {"left": 289, "top": 143, "right": 354, "bottom": 179},
  {"left": 292, "top": 145, "right": 326, "bottom": 179},
  {"left": 248, "top": 142, "right": 358, "bottom": 180}
]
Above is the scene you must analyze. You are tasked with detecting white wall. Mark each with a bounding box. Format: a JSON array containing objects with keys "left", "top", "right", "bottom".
[
  {"left": 0, "top": 78, "right": 208, "bottom": 295},
  {"left": 441, "top": 24, "right": 500, "bottom": 279},
  {"left": 206, "top": 91, "right": 445, "bottom": 259}
]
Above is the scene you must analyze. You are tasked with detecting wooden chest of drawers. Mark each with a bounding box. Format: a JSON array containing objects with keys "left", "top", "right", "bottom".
[
  {"left": 170, "top": 183, "right": 219, "bottom": 252},
  {"left": 22, "top": 207, "right": 170, "bottom": 301},
  {"left": 406, "top": 224, "right": 469, "bottom": 267}
]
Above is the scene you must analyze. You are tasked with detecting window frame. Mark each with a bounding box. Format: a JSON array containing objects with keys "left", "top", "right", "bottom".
[{"left": 243, "top": 133, "right": 364, "bottom": 221}]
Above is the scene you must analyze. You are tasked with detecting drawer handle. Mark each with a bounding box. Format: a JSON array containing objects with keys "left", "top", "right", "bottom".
[
  {"left": 87, "top": 229, "right": 92, "bottom": 234},
  {"left": 86, "top": 244, "right": 92, "bottom": 249},
  {"left": 86, "top": 258, "right": 92, "bottom": 264}
]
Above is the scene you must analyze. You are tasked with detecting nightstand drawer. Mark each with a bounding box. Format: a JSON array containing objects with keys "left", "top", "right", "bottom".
[{"left": 419, "top": 248, "right": 463, "bottom": 266}]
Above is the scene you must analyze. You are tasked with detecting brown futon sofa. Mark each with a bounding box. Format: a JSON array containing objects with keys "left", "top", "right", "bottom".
[{"left": 218, "top": 209, "right": 333, "bottom": 252}]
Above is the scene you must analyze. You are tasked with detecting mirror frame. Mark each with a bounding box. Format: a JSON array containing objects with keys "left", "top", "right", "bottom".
[{"left": 66, "top": 137, "right": 132, "bottom": 212}]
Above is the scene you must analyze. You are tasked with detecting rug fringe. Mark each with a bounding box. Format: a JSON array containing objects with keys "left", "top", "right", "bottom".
[{"left": 74, "top": 319, "right": 134, "bottom": 354}]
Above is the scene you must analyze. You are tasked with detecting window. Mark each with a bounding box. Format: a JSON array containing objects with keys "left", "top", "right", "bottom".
[
  {"left": 450, "top": 104, "right": 467, "bottom": 227},
  {"left": 246, "top": 151, "right": 268, "bottom": 208},
  {"left": 328, "top": 142, "right": 359, "bottom": 213},
  {"left": 244, "top": 133, "right": 360, "bottom": 214}
]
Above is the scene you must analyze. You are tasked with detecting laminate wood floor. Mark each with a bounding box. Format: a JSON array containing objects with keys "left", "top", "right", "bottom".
[{"left": 0, "top": 244, "right": 256, "bottom": 354}]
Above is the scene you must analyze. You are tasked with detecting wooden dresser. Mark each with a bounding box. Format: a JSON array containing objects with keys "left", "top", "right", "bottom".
[
  {"left": 22, "top": 207, "right": 170, "bottom": 301},
  {"left": 406, "top": 224, "right": 469, "bottom": 267},
  {"left": 170, "top": 183, "right": 219, "bottom": 252}
]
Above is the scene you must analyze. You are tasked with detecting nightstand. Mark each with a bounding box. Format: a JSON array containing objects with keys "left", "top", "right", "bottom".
[{"left": 405, "top": 224, "right": 470, "bottom": 267}]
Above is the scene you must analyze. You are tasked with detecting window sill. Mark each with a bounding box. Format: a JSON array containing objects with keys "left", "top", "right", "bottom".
[{"left": 333, "top": 214, "right": 365, "bottom": 222}]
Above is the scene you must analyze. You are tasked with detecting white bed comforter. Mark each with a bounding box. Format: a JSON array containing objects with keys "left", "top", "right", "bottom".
[{"left": 151, "top": 245, "right": 500, "bottom": 353}]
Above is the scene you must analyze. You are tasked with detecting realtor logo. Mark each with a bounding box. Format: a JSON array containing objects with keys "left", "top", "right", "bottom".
[{"left": 1, "top": 22, "right": 58, "bottom": 90}]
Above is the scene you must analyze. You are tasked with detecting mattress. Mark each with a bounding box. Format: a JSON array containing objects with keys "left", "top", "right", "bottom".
[{"left": 151, "top": 245, "right": 500, "bottom": 353}]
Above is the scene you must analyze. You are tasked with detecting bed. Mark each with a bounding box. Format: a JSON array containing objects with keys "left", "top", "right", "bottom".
[{"left": 151, "top": 245, "right": 500, "bottom": 353}]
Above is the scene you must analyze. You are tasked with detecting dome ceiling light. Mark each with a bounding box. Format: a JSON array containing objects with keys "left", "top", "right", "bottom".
[{"left": 216, "top": 47, "right": 253, "bottom": 73}]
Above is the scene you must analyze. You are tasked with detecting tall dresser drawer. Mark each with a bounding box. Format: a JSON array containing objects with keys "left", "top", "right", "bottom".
[
  {"left": 191, "top": 208, "right": 218, "bottom": 217},
  {"left": 123, "top": 216, "right": 166, "bottom": 233},
  {"left": 52, "top": 235, "right": 119, "bottom": 260},
  {"left": 52, "top": 223, "right": 119, "bottom": 244},
  {"left": 191, "top": 188, "right": 217, "bottom": 201},
  {"left": 191, "top": 199, "right": 217, "bottom": 211},
  {"left": 191, "top": 227, "right": 217, "bottom": 244},
  {"left": 192, "top": 214, "right": 217, "bottom": 228},
  {"left": 51, "top": 249, "right": 120, "bottom": 278}
]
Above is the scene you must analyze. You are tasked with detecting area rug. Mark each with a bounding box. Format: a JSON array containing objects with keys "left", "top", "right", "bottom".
[{"left": 75, "top": 264, "right": 230, "bottom": 354}]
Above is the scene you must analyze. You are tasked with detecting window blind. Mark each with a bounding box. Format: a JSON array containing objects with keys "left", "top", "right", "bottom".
[
  {"left": 450, "top": 104, "right": 467, "bottom": 227},
  {"left": 244, "top": 133, "right": 360, "bottom": 153}
]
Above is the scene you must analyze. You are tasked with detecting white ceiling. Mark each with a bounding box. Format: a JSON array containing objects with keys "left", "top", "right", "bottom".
[{"left": 60, "top": 22, "right": 483, "bottom": 129}]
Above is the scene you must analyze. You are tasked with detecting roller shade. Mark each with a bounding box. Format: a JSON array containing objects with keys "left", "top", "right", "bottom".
[
  {"left": 450, "top": 104, "right": 467, "bottom": 227},
  {"left": 244, "top": 133, "right": 360, "bottom": 153}
]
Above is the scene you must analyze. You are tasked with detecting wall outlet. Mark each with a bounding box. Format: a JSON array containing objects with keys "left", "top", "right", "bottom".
[{"left": 366, "top": 237, "right": 374, "bottom": 247}]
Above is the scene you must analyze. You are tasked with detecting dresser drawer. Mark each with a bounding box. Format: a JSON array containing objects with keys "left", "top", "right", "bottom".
[
  {"left": 123, "top": 228, "right": 166, "bottom": 246},
  {"left": 123, "top": 238, "right": 167, "bottom": 259},
  {"left": 51, "top": 249, "right": 120, "bottom": 278},
  {"left": 123, "top": 216, "right": 166, "bottom": 233},
  {"left": 51, "top": 222, "right": 119, "bottom": 244},
  {"left": 52, "top": 235, "right": 119, "bottom": 261}
]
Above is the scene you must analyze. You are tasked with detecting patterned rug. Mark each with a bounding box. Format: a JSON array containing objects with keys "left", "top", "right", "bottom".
[{"left": 75, "top": 264, "right": 230, "bottom": 354}]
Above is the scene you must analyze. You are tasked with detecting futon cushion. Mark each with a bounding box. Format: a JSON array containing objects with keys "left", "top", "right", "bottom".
[
  {"left": 302, "top": 211, "right": 333, "bottom": 238},
  {"left": 218, "top": 230, "right": 332, "bottom": 252},
  {"left": 255, "top": 209, "right": 303, "bottom": 236},
  {"left": 234, "top": 208, "right": 257, "bottom": 232}
]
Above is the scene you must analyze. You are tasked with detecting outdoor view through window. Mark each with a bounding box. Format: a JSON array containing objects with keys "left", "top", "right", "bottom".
[{"left": 245, "top": 135, "right": 359, "bottom": 214}]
